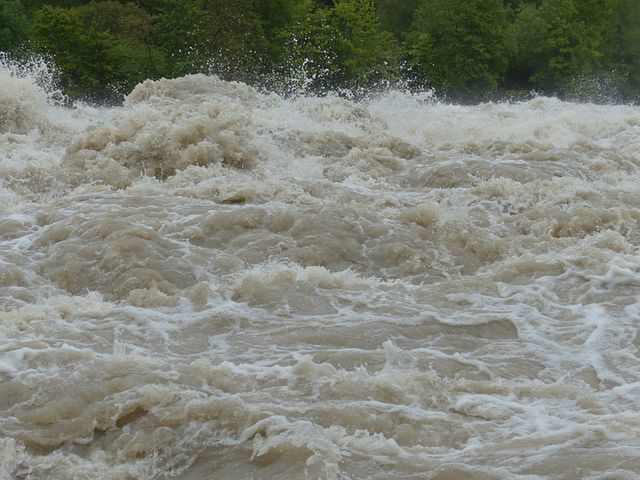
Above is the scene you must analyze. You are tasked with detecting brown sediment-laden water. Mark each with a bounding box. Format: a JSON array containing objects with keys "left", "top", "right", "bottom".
[{"left": 1, "top": 62, "right": 640, "bottom": 480}]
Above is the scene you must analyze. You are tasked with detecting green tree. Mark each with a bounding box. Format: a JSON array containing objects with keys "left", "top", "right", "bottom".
[
  {"left": 600, "top": 0, "right": 640, "bottom": 97},
  {"left": 77, "top": 1, "right": 164, "bottom": 89},
  {"left": 256, "top": 0, "right": 306, "bottom": 39},
  {"left": 376, "top": 0, "right": 420, "bottom": 40},
  {"left": 282, "top": 0, "right": 400, "bottom": 92},
  {"left": 510, "top": 0, "right": 601, "bottom": 92},
  {"left": 31, "top": 2, "right": 164, "bottom": 99},
  {"left": 0, "top": 0, "right": 29, "bottom": 53},
  {"left": 254, "top": 0, "right": 310, "bottom": 71},
  {"left": 153, "top": 0, "right": 208, "bottom": 76},
  {"left": 21, "top": 0, "right": 92, "bottom": 11},
  {"left": 154, "top": 0, "right": 268, "bottom": 81},
  {"left": 31, "top": 5, "right": 107, "bottom": 96},
  {"left": 15, "top": 0, "right": 640, "bottom": 101},
  {"left": 406, "top": 0, "right": 511, "bottom": 97},
  {"left": 507, "top": 2, "right": 545, "bottom": 87},
  {"left": 202, "top": 0, "right": 269, "bottom": 81}
]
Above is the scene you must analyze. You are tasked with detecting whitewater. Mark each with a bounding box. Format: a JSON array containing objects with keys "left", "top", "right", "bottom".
[{"left": 1, "top": 60, "right": 640, "bottom": 480}]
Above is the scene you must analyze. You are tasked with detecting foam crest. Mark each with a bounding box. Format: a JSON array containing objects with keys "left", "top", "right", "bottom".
[
  {"left": 0, "top": 63, "right": 50, "bottom": 135},
  {"left": 63, "top": 76, "right": 263, "bottom": 186}
]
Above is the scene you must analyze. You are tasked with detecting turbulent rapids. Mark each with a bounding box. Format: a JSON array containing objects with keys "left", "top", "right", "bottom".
[{"left": 1, "top": 62, "right": 640, "bottom": 480}]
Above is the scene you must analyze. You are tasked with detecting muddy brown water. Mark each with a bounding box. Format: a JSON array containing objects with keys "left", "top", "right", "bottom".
[{"left": 1, "top": 68, "right": 640, "bottom": 479}]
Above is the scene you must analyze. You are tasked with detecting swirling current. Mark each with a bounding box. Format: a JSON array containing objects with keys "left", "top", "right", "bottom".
[{"left": 1, "top": 62, "right": 640, "bottom": 480}]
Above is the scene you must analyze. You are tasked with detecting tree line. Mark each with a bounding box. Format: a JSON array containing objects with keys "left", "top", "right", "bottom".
[{"left": 1, "top": 0, "right": 639, "bottom": 102}]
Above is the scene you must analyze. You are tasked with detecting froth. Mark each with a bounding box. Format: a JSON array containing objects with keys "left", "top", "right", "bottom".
[
  {"left": 0, "top": 72, "right": 50, "bottom": 135},
  {"left": 2, "top": 74, "right": 640, "bottom": 480},
  {"left": 0, "top": 55, "right": 66, "bottom": 135},
  {"left": 63, "top": 75, "right": 262, "bottom": 187}
]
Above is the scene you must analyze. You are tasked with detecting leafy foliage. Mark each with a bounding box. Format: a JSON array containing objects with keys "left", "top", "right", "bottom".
[
  {"left": 2, "top": 0, "right": 640, "bottom": 101},
  {"left": 511, "top": 0, "right": 601, "bottom": 91},
  {"left": 600, "top": 0, "right": 640, "bottom": 96},
  {"left": 406, "top": 0, "right": 510, "bottom": 96},
  {"left": 376, "top": 0, "right": 420, "bottom": 40},
  {"left": 0, "top": 0, "right": 29, "bottom": 53},
  {"left": 30, "top": 2, "right": 160, "bottom": 98},
  {"left": 282, "top": 0, "right": 400, "bottom": 93}
]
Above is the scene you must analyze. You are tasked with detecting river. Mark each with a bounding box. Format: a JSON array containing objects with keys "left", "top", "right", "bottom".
[{"left": 1, "top": 63, "right": 640, "bottom": 479}]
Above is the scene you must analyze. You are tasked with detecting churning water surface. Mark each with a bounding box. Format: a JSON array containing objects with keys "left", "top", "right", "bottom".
[{"left": 1, "top": 62, "right": 640, "bottom": 480}]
